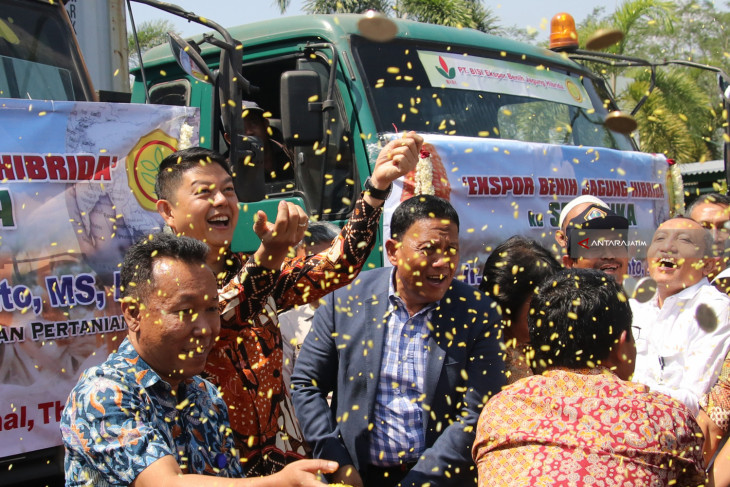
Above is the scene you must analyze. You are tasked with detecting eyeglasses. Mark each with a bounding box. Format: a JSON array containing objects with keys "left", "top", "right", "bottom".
[{"left": 631, "top": 325, "right": 641, "bottom": 340}]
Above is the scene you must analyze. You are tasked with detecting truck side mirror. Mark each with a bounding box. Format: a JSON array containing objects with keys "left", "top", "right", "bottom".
[
  {"left": 280, "top": 71, "right": 323, "bottom": 145},
  {"left": 604, "top": 110, "right": 637, "bottom": 134},
  {"left": 168, "top": 32, "right": 214, "bottom": 83}
]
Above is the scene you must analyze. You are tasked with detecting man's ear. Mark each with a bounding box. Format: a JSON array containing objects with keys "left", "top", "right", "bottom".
[
  {"left": 385, "top": 238, "right": 400, "bottom": 267},
  {"left": 701, "top": 256, "right": 717, "bottom": 278},
  {"left": 608, "top": 329, "right": 635, "bottom": 381},
  {"left": 156, "top": 198, "right": 177, "bottom": 230},
  {"left": 555, "top": 229, "right": 568, "bottom": 249},
  {"left": 121, "top": 297, "right": 142, "bottom": 333},
  {"left": 609, "top": 329, "right": 627, "bottom": 359}
]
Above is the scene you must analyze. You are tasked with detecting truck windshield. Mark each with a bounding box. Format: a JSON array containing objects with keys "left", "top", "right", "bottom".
[
  {"left": 0, "top": 0, "right": 88, "bottom": 101},
  {"left": 352, "top": 37, "right": 635, "bottom": 151}
]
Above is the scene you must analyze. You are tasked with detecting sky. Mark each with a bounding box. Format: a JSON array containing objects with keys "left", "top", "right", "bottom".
[{"left": 126, "top": 0, "right": 620, "bottom": 42}]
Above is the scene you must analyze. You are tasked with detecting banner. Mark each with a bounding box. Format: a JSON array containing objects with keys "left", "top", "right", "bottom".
[
  {"left": 380, "top": 134, "right": 670, "bottom": 284},
  {"left": 418, "top": 51, "right": 593, "bottom": 110},
  {"left": 0, "top": 99, "right": 199, "bottom": 457}
]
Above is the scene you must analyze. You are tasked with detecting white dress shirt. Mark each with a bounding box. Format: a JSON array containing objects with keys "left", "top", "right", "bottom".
[
  {"left": 278, "top": 304, "right": 316, "bottom": 393},
  {"left": 632, "top": 279, "right": 730, "bottom": 416}
]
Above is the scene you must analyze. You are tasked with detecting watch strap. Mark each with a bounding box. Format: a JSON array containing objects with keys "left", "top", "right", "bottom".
[{"left": 364, "top": 177, "right": 392, "bottom": 200}]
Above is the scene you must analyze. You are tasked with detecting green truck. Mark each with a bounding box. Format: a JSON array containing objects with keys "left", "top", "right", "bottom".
[{"left": 131, "top": 12, "right": 670, "bottom": 279}]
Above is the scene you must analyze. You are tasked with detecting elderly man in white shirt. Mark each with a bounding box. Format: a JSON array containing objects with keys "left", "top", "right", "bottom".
[{"left": 632, "top": 216, "right": 730, "bottom": 415}]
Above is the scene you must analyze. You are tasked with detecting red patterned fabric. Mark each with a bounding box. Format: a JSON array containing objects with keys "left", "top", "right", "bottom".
[
  {"left": 701, "top": 350, "right": 730, "bottom": 434},
  {"left": 473, "top": 368, "right": 706, "bottom": 487},
  {"left": 205, "top": 194, "right": 381, "bottom": 476}
]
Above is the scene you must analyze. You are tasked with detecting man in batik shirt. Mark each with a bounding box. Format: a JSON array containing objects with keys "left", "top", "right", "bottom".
[
  {"left": 473, "top": 269, "right": 706, "bottom": 487},
  {"left": 154, "top": 134, "right": 423, "bottom": 476},
  {"left": 61, "top": 233, "right": 336, "bottom": 486}
]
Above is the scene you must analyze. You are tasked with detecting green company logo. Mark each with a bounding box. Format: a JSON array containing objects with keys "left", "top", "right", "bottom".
[{"left": 436, "top": 56, "right": 456, "bottom": 79}]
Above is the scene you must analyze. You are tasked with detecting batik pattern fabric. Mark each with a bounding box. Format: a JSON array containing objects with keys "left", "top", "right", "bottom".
[
  {"left": 701, "top": 350, "right": 730, "bottom": 433},
  {"left": 61, "top": 339, "right": 241, "bottom": 486},
  {"left": 206, "top": 193, "right": 381, "bottom": 477},
  {"left": 473, "top": 368, "right": 706, "bottom": 487}
]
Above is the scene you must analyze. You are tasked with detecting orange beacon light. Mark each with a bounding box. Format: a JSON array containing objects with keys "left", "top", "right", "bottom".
[{"left": 550, "top": 12, "right": 579, "bottom": 51}]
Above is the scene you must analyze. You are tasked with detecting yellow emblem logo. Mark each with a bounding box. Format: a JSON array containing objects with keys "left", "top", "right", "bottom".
[
  {"left": 126, "top": 129, "right": 178, "bottom": 211},
  {"left": 565, "top": 79, "right": 583, "bottom": 103}
]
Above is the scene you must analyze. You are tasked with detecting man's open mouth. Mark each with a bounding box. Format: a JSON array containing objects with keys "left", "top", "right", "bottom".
[
  {"left": 208, "top": 215, "right": 230, "bottom": 228},
  {"left": 657, "top": 257, "right": 677, "bottom": 269},
  {"left": 180, "top": 342, "right": 209, "bottom": 360},
  {"left": 180, "top": 350, "right": 205, "bottom": 360},
  {"left": 426, "top": 274, "right": 448, "bottom": 284}
]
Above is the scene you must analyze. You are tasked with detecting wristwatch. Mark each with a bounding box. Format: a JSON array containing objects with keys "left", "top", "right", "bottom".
[{"left": 364, "top": 177, "right": 392, "bottom": 200}]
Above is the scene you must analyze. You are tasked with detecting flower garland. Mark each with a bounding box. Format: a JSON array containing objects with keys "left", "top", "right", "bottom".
[
  {"left": 414, "top": 148, "right": 435, "bottom": 195},
  {"left": 667, "top": 158, "right": 685, "bottom": 216},
  {"left": 177, "top": 122, "right": 194, "bottom": 150}
]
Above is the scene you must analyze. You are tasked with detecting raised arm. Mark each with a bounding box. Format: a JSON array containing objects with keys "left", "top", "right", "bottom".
[
  {"left": 274, "top": 132, "right": 424, "bottom": 310},
  {"left": 217, "top": 132, "right": 424, "bottom": 321}
]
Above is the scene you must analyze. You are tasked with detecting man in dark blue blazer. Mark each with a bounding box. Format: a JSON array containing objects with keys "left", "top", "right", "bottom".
[{"left": 291, "top": 195, "right": 505, "bottom": 487}]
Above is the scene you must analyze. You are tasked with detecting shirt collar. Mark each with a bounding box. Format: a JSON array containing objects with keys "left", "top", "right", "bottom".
[
  {"left": 650, "top": 277, "right": 710, "bottom": 307},
  {"left": 117, "top": 338, "right": 195, "bottom": 393},
  {"left": 163, "top": 224, "right": 242, "bottom": 285},
  {"left": 387, "top": 267, "right": 440, "bottom": 316}
]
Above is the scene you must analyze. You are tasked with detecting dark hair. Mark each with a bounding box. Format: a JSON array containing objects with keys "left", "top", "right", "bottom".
[
  {"left": 687, "top": 192, "right": 730, "bottom": 215},
  {"left": 154, "top": 147, "right": 232, "bottom": 202},
  {"left": 120, "top": 232, "right": 209, "bottom": 301},
  {"left": 302, "top": 221, "right": 340, "bottom": 249},
  {"left": 390, "top": 195, "right": 459, "bottom": 240},
  {"left": 528, "top": 268, "right": 632, "bottom": 374},
  {"left": 480, "top": 236, "right": 561, "bottom": 320}
]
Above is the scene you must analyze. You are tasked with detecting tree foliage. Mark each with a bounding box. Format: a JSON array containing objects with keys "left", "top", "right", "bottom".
[
  {"left": 624, "top": 69, "right": 719, "bottom": 162},
  {"left": 277, "top": 0, "right": 499, "bottom": 33},
  {"left": 128, "top": 19, "right": 179, "bottom": 68},
  {"left": 576, "top": 0, "right": 728, "bottom": 163}
]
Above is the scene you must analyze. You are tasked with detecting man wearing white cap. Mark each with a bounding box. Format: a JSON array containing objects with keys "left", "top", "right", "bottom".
[
  {"left": 555, "top": 195, "right": 611, "bottom": 249},
  {"left": 555, "top": 195, "right": 629, "bottom": 284}
]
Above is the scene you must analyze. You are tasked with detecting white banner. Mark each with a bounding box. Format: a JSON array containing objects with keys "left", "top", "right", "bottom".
[
  {"left": 381, "top": 134, "right": 669, "bottom": 284},
  {"left": 0, "top": 98, "right": 199, "bottom": 457},
  {"left": 418, "top": 51, "right": 593, "bottom": 110}
]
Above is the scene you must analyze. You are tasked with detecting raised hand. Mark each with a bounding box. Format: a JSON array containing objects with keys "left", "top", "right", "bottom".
[
  {"left": 252, "top": 200, "right": 309, "bottom": 269},
  {"left": 370, "top": 131, "right": 424, "bottom": 191}
]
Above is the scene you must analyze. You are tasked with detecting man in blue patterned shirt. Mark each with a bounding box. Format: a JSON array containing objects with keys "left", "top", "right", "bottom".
[
  {"left": 292, "top": 195, "right": 505, "bottom": 487},
  {"left": 60, "top": 233, "right": 337, "bottom": 486}
]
